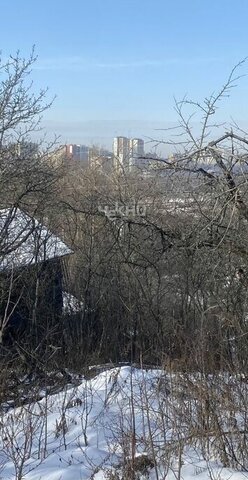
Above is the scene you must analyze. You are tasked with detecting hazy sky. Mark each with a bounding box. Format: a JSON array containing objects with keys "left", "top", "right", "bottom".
[{"left": 1, "top": 0, "right": 248, "bottom": 152}]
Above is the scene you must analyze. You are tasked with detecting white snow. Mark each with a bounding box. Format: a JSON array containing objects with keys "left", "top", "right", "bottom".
[
  {"left": 0, "top": 366, "right": 246, "bottom": 479},
  {"left": 62, "top": 292, "right": 83, "bottom": 314},
  {"left": 0, "top": 208, "right": 71, "bottom": 270}
]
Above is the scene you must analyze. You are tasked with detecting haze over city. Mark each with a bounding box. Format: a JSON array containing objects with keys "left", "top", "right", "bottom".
[{"left": 2, "top": 0, "right": 248, "bottom": 153}]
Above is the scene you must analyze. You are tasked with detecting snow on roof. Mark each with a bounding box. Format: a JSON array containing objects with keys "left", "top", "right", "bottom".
[{"left": 0, "top": 208, "right": 72, "bottom": 270}]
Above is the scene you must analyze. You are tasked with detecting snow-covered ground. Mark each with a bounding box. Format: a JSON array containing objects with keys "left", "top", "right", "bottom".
[{"left": 0, "top": 366, "right": 247, "bottom": 479}]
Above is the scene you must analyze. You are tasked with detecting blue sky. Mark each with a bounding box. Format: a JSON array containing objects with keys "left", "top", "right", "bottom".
[{"left": 1, "top": 0, "right": 248, "bottom": 152}]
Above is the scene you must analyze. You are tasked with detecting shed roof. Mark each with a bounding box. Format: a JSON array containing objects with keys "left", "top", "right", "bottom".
[{"left": 0, "top": 208, "right": 71, "bottom": 271}]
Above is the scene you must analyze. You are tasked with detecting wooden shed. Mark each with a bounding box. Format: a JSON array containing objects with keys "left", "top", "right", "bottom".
[{"left": 0, "top": 208, "right": 72, "bottom": 342}]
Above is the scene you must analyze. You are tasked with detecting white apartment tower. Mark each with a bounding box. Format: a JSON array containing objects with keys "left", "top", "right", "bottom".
[
  {"left": 129, "top": 138, "right": 145, "bottom": 169},
  {"left": 113, "top": 136, "right": 145, "bottom": 172},
  {"left": 113, "top": 136, "right": 130, "bottom": 172}
]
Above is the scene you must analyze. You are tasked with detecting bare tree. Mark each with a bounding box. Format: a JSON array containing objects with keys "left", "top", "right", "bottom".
[{"left": 0, "top": 49, "right": 72, "bottom": 382}]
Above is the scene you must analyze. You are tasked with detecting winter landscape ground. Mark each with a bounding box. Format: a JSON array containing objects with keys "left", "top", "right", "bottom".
[{"left": 0, "top": 365, "right": 248, "bottom": 480}]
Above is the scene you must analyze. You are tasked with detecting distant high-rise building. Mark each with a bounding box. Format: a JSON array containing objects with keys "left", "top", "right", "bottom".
[
  {"left": 65, "top": 144, "right": 90, "bottom": 166},
  {"left": 113, "top": 137, "right": 145, "bottom": 172},
  {"left": 113, "top": 136, "right": 130, "bottom": 172},
  {"left": 129, "top": 138, "right": 145, "bottom": 169}
]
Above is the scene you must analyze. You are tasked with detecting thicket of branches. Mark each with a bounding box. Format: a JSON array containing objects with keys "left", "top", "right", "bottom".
[
  {"left": 0, "top": 50, "right": 248, "bottom": 380},
  {"left": 1, "top": 50, "right": 248, "bottom": 480},
  {"left": 50, "top": 61, "right": 248, "bottom": 375}
]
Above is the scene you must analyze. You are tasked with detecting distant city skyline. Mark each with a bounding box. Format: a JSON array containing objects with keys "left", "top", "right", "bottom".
[
  {"left": 64, "top": 136, "right": 146, "bottom": 172},
  {"left": 2, "top": 0, "right": 248, "bottom": 151}
]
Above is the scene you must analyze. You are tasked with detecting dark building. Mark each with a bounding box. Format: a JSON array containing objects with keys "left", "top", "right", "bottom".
[{"left": 0, "top": 208, "right": 72, "bottom": 342}]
